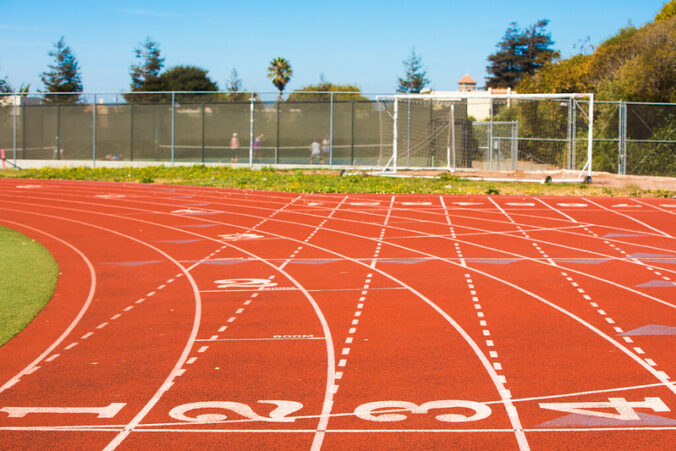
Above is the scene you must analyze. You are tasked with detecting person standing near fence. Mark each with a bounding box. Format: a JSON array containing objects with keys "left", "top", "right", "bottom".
[
  {"left": 253, "top": 133, "right": 264, "bottom": 163},
  {"left": 230, "top": 132, "right": 240, "bottom": 163},
  {"left": 310, "top": 139, "right": 321, "bottom": 164}
]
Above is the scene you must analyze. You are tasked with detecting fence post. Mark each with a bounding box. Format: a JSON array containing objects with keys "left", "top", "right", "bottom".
[
  {"left": 571, "top": 101, "right": 576, "bottom": 168},
  {"left": 393, "top": 98, "right": 398, "bottom": 172},
  {"left": 488, "top": 98, "right": 493, "bottom": 170},
  {"left": 329, "top": 92, "right": 334, "bottom": 166},
  {"left": 56, "top": 103, "right": 61, "bottom": 160},
  {"left": 618, "top": 101, "right": 627, "bottom": 175},
  {"left": 587, "top": 94, "right": 594, "bottom": 178},
  {"left": 171, "top": 92, "right": 175, "bottom": 165},
  {"left": 249, "top": 93, "right": 254, "bottom": 169},
  {"left": 201, "top": 102, "right": 206, "bottom": 164},
  {"left": 407, "top": 99, "right": 411, "bottom": 167},
  {"left": 21, "top": 100, "right": 25, "bottom": 160},
  {"left": 275, "top": 101, "right": 280, "bottom": 164},
  {"left": 92, "top": 94, "right": 97, "bottom": 167},
  {"left": 350, "top": 100, "right": 355, "bottom": 165},
  {"left": 130, "top": 103, "right": 134, "bottom": 161},
  {"left": 567, "top": 98, "right": 573, "bottom": 169},
  {"left": 13, "top": 94, "right": 17, "bottom": 163}
]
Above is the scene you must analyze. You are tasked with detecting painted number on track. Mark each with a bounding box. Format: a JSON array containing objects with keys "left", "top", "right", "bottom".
[
  {"left": 219, "top": 233, "right": 265, "bottom": 241},
  {"left": 214, "top": 278, "right": 278, "bottom": 289},
  {"left": 0, "top": 403, "right": 125, "bottom": 418},
  {"left": 354, "top": 400, "right": 491, "bottom": 423},
  {"left": 539, "top": 397, "right": 669, "bottom": 421},
  {"left": 169, "top": 400, "right": 303, "bottom": 423}
]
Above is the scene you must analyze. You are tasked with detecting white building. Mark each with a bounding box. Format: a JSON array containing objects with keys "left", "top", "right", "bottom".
[{"left": 422, "top": 75, "right": 513, "bottom": 120}]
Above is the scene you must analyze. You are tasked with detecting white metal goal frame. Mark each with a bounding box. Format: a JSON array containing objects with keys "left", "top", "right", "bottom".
[{"left": 375, "top": 92, "right": 595, "bottom": 183}]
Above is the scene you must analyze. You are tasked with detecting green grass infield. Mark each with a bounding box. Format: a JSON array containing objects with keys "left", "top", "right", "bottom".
[{"left": 0, "top": 226, "right": 59, "bottom": 347}]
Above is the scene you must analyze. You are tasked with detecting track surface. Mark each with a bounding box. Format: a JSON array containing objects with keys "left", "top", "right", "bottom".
[{"left": 0, "top": 179, "right": 674, "bottom": 450}]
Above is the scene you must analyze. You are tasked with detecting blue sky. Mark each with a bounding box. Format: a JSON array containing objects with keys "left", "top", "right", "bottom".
[{"left": 0, "top": 1, "right": 668, "bottom": 94}]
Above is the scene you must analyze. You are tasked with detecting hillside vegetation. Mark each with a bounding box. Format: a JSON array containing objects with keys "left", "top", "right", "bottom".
[{"left": 518, "top": 1, "right": 676, "bottom": 102}]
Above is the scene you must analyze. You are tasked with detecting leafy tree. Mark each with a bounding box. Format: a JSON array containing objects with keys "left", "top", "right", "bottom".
[
  {"left": 518, "top": 14, "right": 675, "bottom": 102},
  {"left": 158, "top": 65, "right": 219, "bottom": 101},
  {"left": 267, "top": 57, "right": 293, "bottom": 101},
  {"left": 40, "top": 36, "right": 83, "bottom": 103},
  {"left": 486, "top": 20, "right": 559, "bottom": 89},
  {"left": 397, "top": 48, "right": 429, "bottom": 93},
  {"left": 129, "top": 37, "right": 164, "bottom": 91},
  {"left": 655, "top": 0, "right": 676, "bottom": 22},
  {"left": 288, "top": 82, "right": 368, "bottom": 101}
]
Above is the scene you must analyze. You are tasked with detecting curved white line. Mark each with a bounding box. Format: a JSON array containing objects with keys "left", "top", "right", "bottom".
[
  {"left": 0, "top": 220, "right": 96, "bottom": 394},
  {"left": 0, "top": 208, "right": 203, "bottom": 451},
  {"left": 1, "top": 187, "right": 530, "bottom": 449},
  {"left": 584, "top": 197, "right": 673, "bottom": 238}
]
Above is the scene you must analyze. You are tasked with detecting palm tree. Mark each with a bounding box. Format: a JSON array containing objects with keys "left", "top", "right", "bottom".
[{"left": 267, "top": 57, "right": 293, "bottom": 101}]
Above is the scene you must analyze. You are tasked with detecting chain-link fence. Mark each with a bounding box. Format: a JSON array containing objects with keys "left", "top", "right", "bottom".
[{"left": 0, "top": 93, "right": 674, "bottom": 177}]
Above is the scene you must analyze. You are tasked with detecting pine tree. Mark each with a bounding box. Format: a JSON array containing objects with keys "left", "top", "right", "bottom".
[
  {"left": 397, "top": 48, "right": 430, "bottom": 93},
  {"left": 486, "top": 20, "right": 559, "bottom": 89},
  {"left": 40, "top": 36, "right": 82, "bottom": 103},
  {"left": 129, "top": 37, "right": 164, "bottom": 91},
  {"left": 486, "top": 23, "right": 522, "bottom": 88}
]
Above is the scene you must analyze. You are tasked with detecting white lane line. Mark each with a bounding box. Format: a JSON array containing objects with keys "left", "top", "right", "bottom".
[
  {"left": 584, "top": 197, "right": 672, "bottom": 238},
  {"left": 197, "top": 346, "right": 208, "bottom": 353},
  {"left": 96, "top": 322, "right": 108, "bottom": 329},
  {"left": 0, "top": 221, "right": 98, "bottom": 394},
  {"left": 45, "top": 354, "right": 60, "bottom": 362},
  {"left": 64, "top": 342, "right": 78, "bottom": 350},
  {"left": 81, "top": 332, "right": 94, "bottom": 339}
]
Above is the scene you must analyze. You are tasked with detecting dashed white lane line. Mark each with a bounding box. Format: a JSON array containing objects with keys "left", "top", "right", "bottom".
[
  {"left": 81, "top": 332, "right": 94, "bottom": 339},
  {"left": 197, "top": 346, "right": 209, "bottom": 353},
  {"left": 96, "top": 322, "right": 108, "bottom": 330},
  {"left": 45, "top": 354, "right": 60, "bottom": 362},
  {"left": 64, "top": 342, "right": 78, "bottom": 350}
]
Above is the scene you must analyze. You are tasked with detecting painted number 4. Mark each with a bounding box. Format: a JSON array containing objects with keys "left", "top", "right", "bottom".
[{"left": 539, "top": 397, "right": 670, "bottom": 420}]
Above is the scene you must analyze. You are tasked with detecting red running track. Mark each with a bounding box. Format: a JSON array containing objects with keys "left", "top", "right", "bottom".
[{"left": 0, "top": 179, "right": 675, "bottom": 450}]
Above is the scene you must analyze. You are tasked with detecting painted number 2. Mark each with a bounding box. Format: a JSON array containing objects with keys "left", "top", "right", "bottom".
[
  {"left": 214, "top": 278, "right": 278, "bottom": 289},
  {"left": 169, "top": 400, "right": 303, "bottom": 423}
]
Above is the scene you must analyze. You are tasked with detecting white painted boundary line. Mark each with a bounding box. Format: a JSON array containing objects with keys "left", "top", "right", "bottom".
[
  {"left": 0, "top": 209, "right": 203, "bottom": 451},
  {"left": 3, "top": 186, "right": 532, "bottom": 449},
  {"left": 0, "top": 220, "right": 97, "bottom": 394},
  {"left": 584, "top": 197, "right": 672, "bottom": 238}
]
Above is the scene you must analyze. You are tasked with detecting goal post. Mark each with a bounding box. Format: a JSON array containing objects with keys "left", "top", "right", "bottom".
[{"left": 376, "top": 92, "right": 594, "bottom": 182}]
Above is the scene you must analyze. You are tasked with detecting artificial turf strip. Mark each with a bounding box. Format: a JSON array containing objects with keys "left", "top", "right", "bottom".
[{"left": 0, "top": 225, "right": 59, "bottom": 347}]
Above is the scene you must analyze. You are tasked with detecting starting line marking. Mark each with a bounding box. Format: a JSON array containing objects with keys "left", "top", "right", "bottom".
[{"left": 0, "top": 403, "right": 126, "bottom": 418}]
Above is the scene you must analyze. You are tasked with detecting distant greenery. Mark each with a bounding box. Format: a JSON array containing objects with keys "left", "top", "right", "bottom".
[
  {"left": 397, "top": 48, "right": 430, "bottom": 93},
  {"left": 0, "top": 226, "right": 58, "bottom": 347},
  {"left": 518, "top": 2, "right": 676, "bottom": 102},
  {"left": 486, "top": 20, "right": 559, "bottom": 89},
  {"left": 288, "top": 82, "right": 369, "bottom": 101},
  {"left": 40, "top": 36, "right": 83, "bottom": 103},
  {"left": 0, "top": 166, "right": 672, "bottom": 197}
]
